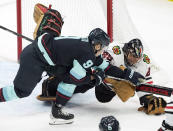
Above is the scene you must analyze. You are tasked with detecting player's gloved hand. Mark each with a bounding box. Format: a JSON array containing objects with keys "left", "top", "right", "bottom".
[
  {"left": 92, "top": 69, "right": 105, "bottom": 86},
  {"left": 138, "top": 94, "right": 167, "bottom": 115},
  {"left": 124, "top": 68, "right": 145, "bottom": 85},
  {"left": 158, "top": 120, "right": 173, "bottom": 131}
]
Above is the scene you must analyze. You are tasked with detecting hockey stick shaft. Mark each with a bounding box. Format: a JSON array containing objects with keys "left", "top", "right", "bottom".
[
  {"left": 136, "top": 84, "right": 173, "bottom": 97},
  {"left": 0, "top": 25, "right": 34, "bottom": 42}
]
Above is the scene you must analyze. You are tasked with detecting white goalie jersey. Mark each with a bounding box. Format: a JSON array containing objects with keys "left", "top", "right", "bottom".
[{"left": 102, "top": 42, "right": 153, "bottom": 97}]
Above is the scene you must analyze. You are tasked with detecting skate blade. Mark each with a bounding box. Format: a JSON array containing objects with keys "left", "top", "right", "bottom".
[{"left": 49, "top": 115, "right": 74, "bottom": 125}]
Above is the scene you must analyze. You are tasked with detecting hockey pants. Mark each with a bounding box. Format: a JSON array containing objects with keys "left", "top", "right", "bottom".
[{"left": 14, "top": 44, "right": 46, "bottom": 98}]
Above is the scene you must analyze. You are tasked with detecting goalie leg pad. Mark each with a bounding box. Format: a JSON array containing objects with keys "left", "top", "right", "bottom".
[
  {"left": 33, "top": 3, "right": 48, "bottom": 24},
  {"left": 37, "top": 76, "right": 59, "bottom": 101},
  {"left": 33, "top": 4, "right": 64, "bottom": 39}
]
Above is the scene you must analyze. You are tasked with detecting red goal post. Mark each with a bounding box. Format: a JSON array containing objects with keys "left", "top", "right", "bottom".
[{"left": 16, "top": 0, "right": 113, "bottom": 61}]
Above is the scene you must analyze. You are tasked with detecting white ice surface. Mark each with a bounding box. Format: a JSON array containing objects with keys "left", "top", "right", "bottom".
[{"left": 0, "top": 0, "right": 173, "bottom": 130}]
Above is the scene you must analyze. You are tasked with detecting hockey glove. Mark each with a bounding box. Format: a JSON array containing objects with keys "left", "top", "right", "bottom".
[
  {"left": 138, "top": 94, "right": 167, "bottom": 115},
  {"left": 158, "top": 120, "right": 173, "bottom": 131},
  {"left": 124, "top": 68, "right": 145, "bottom": 85},
  {"left": 33, "top": 3, "right": 64, "bottom": 39},
  {"left": 92, "top": 69, "right": 105, "bottom": 87},
  {"left": 104, "top": 77, "right": 135, "bottom": 102}
]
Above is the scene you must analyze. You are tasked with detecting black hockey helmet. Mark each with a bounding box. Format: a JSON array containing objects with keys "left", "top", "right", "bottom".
[
  {"left": 88, "top": 28, "right": 110, "bottom": 49},
  {"left": 122, "top": 38, "right": 143, "bottom": 58},
  {"left": 99, "top": 116, "right": 119, "bottom": 131}
]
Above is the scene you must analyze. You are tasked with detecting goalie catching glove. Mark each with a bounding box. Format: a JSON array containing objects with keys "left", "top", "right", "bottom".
[
  {"left": 138, "top": 94, "right": 167, "bottom": 115},
  {"left": 104, "top": 77, "right": 136, "bottom": 102},
  {"left": 33, "top": 3, "right": 64, "bottom": 39}
]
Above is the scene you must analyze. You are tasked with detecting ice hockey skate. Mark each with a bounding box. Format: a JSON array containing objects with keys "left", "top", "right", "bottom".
[{"left": 49, "top": 102, "right": 74, "bottom": 125}]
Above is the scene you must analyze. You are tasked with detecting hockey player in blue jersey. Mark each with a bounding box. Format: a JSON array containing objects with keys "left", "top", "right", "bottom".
[
  {"left": 0, "top": 4, "right": 146, "bottom": 124},
  {"left": 0, "top": 26, "right": 112, "bottom": 124},
  {"left": 0, "top": 26, "right": 146, "bottom": 125}
]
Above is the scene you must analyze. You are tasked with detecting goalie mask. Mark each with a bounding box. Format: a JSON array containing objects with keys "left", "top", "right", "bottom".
[
  {"left": 88, "top": 28, "right": 110, "bottom": 55},
  {"left": 99, "top": 116, "right": 119, "bottom": 131},
  {"left": 122, "top": 38, "right": 143, "bottom": 66}
]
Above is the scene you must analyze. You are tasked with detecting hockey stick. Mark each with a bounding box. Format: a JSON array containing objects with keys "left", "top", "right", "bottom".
[
  {"left": 136, "top": 83, "right": 173, "bottom": 97},
  {"left": 0, "top": 25, "right": 34, "bottom": 42},
  {"left": 105, "top": 76, "right": 173, "bottom": 97}
]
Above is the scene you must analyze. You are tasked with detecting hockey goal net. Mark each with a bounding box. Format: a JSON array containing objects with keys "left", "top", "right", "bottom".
[
  {"left": 17, "top": 0, "right": 112, "bottom": 60},
  {"left": 16, "top": 0, "right": 159, "bottom": 73}
]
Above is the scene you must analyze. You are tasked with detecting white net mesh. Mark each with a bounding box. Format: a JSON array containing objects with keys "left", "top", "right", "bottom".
[
  {"left": 20, "top": 0, "right": 160, "bottom": 73},
  {"left": 113, "top": 0, "right": 140, "bottom": 43},
  {"left": 21, "top": 0, "right": 107, "bottom": 48},
  {"left": 112, "top": 0, "right": 160, "bottom": 73}
]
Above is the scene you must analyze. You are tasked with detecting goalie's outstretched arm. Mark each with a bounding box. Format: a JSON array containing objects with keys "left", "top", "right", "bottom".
[
  {"left": 105, "top": 65, "right": 124, "bottom": 79},
  {"left": 105, "top": 65, "right": 145, "bottom": 86}
]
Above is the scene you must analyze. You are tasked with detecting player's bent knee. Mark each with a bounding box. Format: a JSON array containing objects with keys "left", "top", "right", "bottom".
[
  {"left": 95, "top": 84, "right": 115, "bottom": 103},
  {"left": 95, "top": 92, "right": 114, "bottom": 103},
  {"left": 14, "top": 87, "right": 32, "bottom": 98}
]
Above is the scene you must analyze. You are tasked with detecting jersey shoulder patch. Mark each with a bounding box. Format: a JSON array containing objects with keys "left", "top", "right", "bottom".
[
  {"left": 112, "top": 45, "right": 121, "bottom": 55},
  {"left": 143, "top": 54, "right": 150, "bottom": 64}
]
